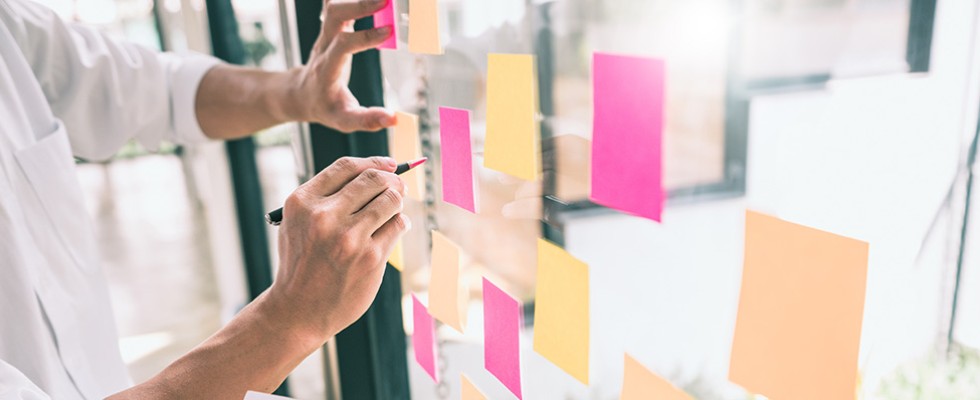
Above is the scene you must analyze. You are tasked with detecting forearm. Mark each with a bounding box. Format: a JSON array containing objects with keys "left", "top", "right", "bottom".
[
  {"left": 108, "top": 291, "right": 322, "bottom": 400},
  {"left": 195, "top": 65, "right": 309, "bottom": 140}
]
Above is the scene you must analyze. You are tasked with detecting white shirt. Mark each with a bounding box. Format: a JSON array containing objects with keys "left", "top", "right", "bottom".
[{"left": 0, "top": 0, "right": 220, "bottom": 398}]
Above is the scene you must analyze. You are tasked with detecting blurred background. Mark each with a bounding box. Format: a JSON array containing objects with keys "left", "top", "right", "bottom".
[{"left": 36, "top": 0, "right": 980, "bottom": 398}]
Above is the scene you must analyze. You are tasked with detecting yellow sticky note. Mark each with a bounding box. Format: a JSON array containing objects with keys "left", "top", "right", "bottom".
[
  {"left": 484, "top": 53, "right": 540, "bottom": 181},
  {"left": 390, "top": 112, "right": 425, "bottom": 200},
  {"left": 428, "top": 230, "right": 466, "bottom": 332},
  {"left": 408, "top": 0, "right": 443, "bottom": 54},
  {"left": 621, "top": 354, "right": 692, "bottom": 400},
  {"left": 461, "top": 374, "right": 486, "bottom": 400},
  {"left": 532, "top": 238, "right": 589, "bottom": 384},
  {"left": 729, "top": 211, "right": 869, "bottom": 400},
  {"left": 388, "top": 239, "right": 404, "bottom": 271}
]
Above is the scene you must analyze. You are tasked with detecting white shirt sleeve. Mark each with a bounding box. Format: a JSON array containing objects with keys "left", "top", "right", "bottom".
[
  {"left": 2, "top": 0, "right": 222, "bottom": 161},
  {"left": 0, "top": 360, "right": 50, "bottom": 400}
]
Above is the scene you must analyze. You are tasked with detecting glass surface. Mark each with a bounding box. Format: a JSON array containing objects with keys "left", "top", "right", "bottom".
[
  {"left": 380, "top": 0, "right": 940, "bottom": 398},
  {"left": 382, "top": 0, "right": 733, "bottom": 305},
  {"left": 382, "top": 0, "right": 543, "bottom": 307},
  {"left": 740, "top": 0, "right": 912, "bottom": 81},
  {"left": 545, "top": 0, "right": 731, "bottom": 199},
  {"left": 381, "top": 0, "right": 733, "bottom": 397}
]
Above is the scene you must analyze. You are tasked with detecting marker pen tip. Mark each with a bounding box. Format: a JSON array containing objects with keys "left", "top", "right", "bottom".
[{"left": 408, "top": 157, "right": 428, "bottom": 169}]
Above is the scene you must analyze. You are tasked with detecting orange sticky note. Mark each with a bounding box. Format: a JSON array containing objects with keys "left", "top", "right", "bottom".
[
  {"left": 408, "top": 0, "right": 442, "bottom": 54},
  {"left": 388, "top": 239, "right": 404, "bottom": 271},
  {"left": 533, "top": 239, "right": 589, "bottom": 384},
  {"left": 484, "top": 54, "right": 540, "bottom": 181},
  {"left": 390, "top": 112, "right": 425, "bottom": 200},
  {"left": 461, "top": 374, "right": 486, "bottom": 400},
  {"left": 620, "top": 354, "right": 692, "bottom": 400},
  {"left": 729, "top": 211, "right": 869, "bottom": 400},
  {"left": 428, "top": 230, "right": 466, "bottom": 332}
]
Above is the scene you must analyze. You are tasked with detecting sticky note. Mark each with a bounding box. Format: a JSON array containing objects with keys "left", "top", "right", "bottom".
[
  {"left": 439, "top": 107, "right": 477, "bottom": 213},
  {"left": 412, "top": 295, "right": 438, "bottom": 382},
  {"left": 533, "top": 239, "right": 589, "bottom": 384},
  {"left": 388, "top": 240, "right": 404, "bottom": 271},
  {"left": 390, "top": 112, "right": 425, "bottom": 200},
  {"left": 483, "top": 278, "right": 523, "bottom": 399},
  {"left": 373, "top": 0, "right": 397, "bottom": 49},
  {"left": 620, "top": 354, "right": 692, "bottom": 400},
  {"left": 729, "top": 211, "right": 869, "bottom": 400},
  {"left": 484, "top": 54, "right": 540, "bottom": 181},
  {"left": 408, "top": 0, "right": 442, "bottom": 54},
  {"left": 428, "top": 230, "right": 466, "bottom": 332},
  {"left": 461, "top": 374, "right": 486, "bottom": 400},
  {"left": 590, "top": 52, "right": 665, "bottom": 222}
]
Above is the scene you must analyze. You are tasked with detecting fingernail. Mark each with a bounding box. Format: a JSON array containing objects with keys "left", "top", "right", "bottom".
[
  {"left": 377, "top": 26, "right": 392, "bottom": 36},
  {"left": 402, "top": 214, "right": 412, "bottom": 230},
  {"left": 384, "top": 157, "right": 397, "bottom": 168}
]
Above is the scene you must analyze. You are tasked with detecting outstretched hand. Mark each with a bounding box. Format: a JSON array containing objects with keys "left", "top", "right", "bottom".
[{"left": 294, "top": 0, "right": 396, "bottom": 133}]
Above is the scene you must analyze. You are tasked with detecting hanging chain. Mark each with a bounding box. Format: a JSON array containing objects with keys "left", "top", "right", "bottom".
[
  {"left": 436, "top": 335, "right": 451, "bottom": 399},
  {"left": 414, "top": 54, "right": 450, "bottom": 400},
  {"left": 416, "top": 55, "right": 439, "bottom": 237}
]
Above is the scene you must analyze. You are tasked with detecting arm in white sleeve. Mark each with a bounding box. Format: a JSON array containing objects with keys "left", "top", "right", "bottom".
[
  {"left": 1, "top": 0, "right": 221, "bottom": 161},
  {"left": 0, "top": 360, "right": 50, "bottom": 400}
]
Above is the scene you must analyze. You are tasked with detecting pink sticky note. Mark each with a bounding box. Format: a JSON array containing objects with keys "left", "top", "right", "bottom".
[
  {"left": 590, "top": 53, "right": 665, "bottom": 222},
  {"left": 483, "top": 278, "right": 523, "bottom": 399},
  {"left": 412, "top": 295, "right": 438, "bottom": 382},
  {"left": 439, "top": 107, "right": 477, "bottom": 213},
  {"left": 372, "top": 0, "right": 397, "bottom": 49}
]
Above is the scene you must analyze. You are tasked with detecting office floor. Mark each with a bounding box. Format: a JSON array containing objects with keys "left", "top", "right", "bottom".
[{"left": 76, "top": 147, "right": 325, "bottom": 399}]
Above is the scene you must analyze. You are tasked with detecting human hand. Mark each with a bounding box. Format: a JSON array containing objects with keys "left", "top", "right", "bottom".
[
  {"left": 293, "top": 0, "right": 396, "bottom": 133},
  {"left": 269, "top": 156, "right": 410, "bottom": 342}
]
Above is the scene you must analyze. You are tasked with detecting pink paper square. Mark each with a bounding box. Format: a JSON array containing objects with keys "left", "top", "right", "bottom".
[
  {"left": 483, "top": 278, "right": 523, "bottom": 399},
  {"left": 412, "top": 295, "right": 438, "bottom": 382},
  {"left": 372, "top": 0, "right": 397, "bottom": 49},
  {"left": 590, "top": 52, "right": 665, "bottom": 222},
  {"left": 439, "top": 107, "right": 477, "bottom": 213}
]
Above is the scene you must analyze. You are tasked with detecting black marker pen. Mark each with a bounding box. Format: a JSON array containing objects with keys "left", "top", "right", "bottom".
[{"left": 265, "top": 157, "right": 427, "bottom": 226}]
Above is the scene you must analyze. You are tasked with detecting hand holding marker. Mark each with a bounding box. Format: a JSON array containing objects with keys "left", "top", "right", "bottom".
[{"left": 265, "top": 157, "right": 428, "bottom": 226}]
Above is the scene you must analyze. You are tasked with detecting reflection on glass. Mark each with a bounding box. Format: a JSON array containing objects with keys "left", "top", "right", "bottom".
[
  {"left": 548, "top": 0, "right": 731, "bottom": 197},
  {"left": 383, "top": 0, "right": 733, "bottom": 321},
  {"left": 741, "top": 0, "right": 911, "bottom": 81},
  {"left": 383, "top": 0, "right": 541, "bottom": 313}
]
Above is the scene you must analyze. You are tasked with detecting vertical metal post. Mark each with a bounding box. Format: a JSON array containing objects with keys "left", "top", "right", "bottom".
[
  {"left": 907, "top": 0, "right": 937, "bottom": 73},
  {"left": 947, "top": 101, "right": 980, "bottom": 353}
]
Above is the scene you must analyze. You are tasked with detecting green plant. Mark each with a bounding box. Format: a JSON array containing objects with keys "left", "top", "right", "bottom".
[{"left": 876, "top": 343, "right": 980, "bottom": 400}]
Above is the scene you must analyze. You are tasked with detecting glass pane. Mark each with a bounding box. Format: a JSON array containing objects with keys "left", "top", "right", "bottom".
[
  {"left": 381, "top": 0, "right": 733, "bottom": 398},
  {"left": 740, "top": 0, "right": 911, "bottom": 81},
  {"left": 547, "top": 0, "right": 731, "bottom": 198}
]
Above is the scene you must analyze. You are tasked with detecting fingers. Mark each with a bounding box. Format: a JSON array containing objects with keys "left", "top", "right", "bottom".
[
  {"left": 329, "top": 26, "right": 393, "bottom": 57},
  {"left": 332, "top": 167, "right": 406, "bottom": 215},
  {"left": 304, "top": 156, "right": 397, "bottom": 196},
  {"left": 373, "top": 213, "right": 411, "bottom": 249},
  {"left": 333, "top": 106, "right": 397, "bottom": 133},
  {"left": 322, "top": 0, "right": 388, "bottom": 39},
  {"left": 355, "top": 185, "right": 406, "bottom": 234}
]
